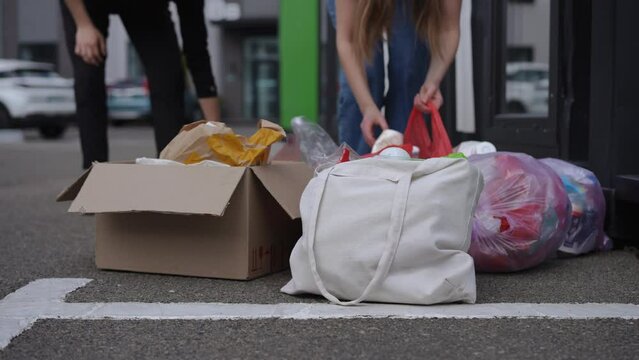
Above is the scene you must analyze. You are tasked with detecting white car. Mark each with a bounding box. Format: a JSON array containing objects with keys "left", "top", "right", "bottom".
[
  {"left": 505, "top": 62, "right": 549, "bottom": 115},
  {"left": 0, "top": 59, "right": 75, "bottom": 138}
]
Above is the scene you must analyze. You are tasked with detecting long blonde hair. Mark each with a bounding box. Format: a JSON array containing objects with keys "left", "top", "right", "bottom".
[{"left": 352, "top": 0, "right": 443, "bottom": 61}]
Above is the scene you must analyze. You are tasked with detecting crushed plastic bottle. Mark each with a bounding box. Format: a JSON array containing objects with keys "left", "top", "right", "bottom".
[
  {"left": 291, "top": 116, "right": 339, "bottom": 169},
  {"left": 314, "top": 142, "right": 361, "bottom": 174}
]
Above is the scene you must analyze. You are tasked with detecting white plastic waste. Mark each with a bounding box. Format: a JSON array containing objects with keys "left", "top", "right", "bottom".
[
  {"left": 378, "top": 146, "right": 411, "bottom": 159},
  {"left": 135, "top": 157, "right": 230, "bottom": 167},
  {"left": 371, "top": 129, "right": 404, "bottom": 153},
  {"left": 291, "top": 117, "right": 338, "bottom": 169},
  {"left": 454, "top": 141, "right": 497, "bottom": 157}
]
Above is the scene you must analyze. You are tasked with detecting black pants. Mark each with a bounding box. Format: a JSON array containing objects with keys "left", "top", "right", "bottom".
[{"left": 61, "top": 0, "right": 185, "bottom": 169}]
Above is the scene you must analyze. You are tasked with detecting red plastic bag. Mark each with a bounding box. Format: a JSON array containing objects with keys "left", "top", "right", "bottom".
[
  {"left": 469, "top": 152, "right": 572, "bottom": 272},
  {"left": 403, "top": 103, "right": 452, "bottom": 159}
]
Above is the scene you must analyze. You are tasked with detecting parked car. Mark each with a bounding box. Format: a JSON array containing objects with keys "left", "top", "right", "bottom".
[
  {"left": 505, "top": 62, "right": 549, "bottom": 114},
  {"left": 0, "top": 59, "right": 75, "bottom": 138},
  {"left": 107, "top": 78, "right": 202, "bottom": 125}
]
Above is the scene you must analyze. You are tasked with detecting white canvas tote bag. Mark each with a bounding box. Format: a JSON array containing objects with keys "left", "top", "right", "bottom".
[{"left": 281, "top": 156, "right": 483, "bottom": 305}]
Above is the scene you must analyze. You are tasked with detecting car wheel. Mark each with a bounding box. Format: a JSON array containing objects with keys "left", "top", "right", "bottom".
[
  {"left": 38, "top": 124, "right": 67, "bottom": 139},
  {"left": 506, "top": 101, "right": 527, "bottom": 114},
  {"left": 0, "top": 104, "right": 12, "bottom": 129}
]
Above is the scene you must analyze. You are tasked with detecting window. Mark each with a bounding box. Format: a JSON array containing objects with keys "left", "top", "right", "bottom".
[
  {"left": 503, "top": 0, "right": 550, "bottom": 116},
  {"left": 18, "top": 43, "right": 58, "bottom": 67},
  {"left": 474, "top": 0, "right": 561, "bottom": 157},
  {"left": 507, "top": 69, "right": 548, "bottom": 82},
  {"left": 243, "top": 36, "right": 279, "bottom": 120},
  {"left": 507, "top": 46, "right": 534, "bottom": 62},
  {"left": 14, "top": 68, "right": 59, "bottom": 78}
]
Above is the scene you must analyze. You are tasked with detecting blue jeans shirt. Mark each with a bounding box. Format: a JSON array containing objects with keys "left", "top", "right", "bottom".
[{"left": 327, "top": 0, "right": 430, "bottom": 154}]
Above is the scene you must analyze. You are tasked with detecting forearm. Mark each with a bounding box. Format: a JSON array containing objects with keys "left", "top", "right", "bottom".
[
  {"left": 64, "top": 0, "right": 93, "bottom": 28},
  {"left": 337, "top": 41, "right": 378, "bottom": 114},
  {"left": 425, "top": 28, "right": 459, "bottom": 86},
  {"left": 198, "top": 97, "right": 221, "bottom": 122},
  {"left": 335, "top": 0, "right": 378, "bottom": 115},
  {"left": 176, "top": 0, "right": 218, "bottom": 98}
]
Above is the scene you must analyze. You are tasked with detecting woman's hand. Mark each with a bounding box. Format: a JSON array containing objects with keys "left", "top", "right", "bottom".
[
  {"left": 361, "top": 105, "right": 389, "bottom": 147},
  {"left": 75, "top": 25, "right": 106, "bottom": 66},
  {"left": 414, "top": 82, "right": 443, "bottom": 113}
]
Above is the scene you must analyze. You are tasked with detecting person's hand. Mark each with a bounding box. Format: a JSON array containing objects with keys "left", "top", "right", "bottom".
[
  {"left": 361, "top": 105, "right": 389, "bottom": 147},
  {"left": 75, "top": 25, "right": 106, "bottom": 66},
  {"left": 414, "top": 82, "right": 443, "bottom": 113}
]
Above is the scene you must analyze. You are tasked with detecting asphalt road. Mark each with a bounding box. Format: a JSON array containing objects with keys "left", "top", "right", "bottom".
[
  {"left": 5, "top": 319, "right": 639, "bottom": 360},
  {"left": 0, "top": 126, "right": 638, "bottom": 359}
]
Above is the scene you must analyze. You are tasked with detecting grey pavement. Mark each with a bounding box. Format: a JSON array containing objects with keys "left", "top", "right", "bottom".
[
  {"left": 3, "top": 319, "right": 639, "bottom": 360},
  {"left": 0, "top": 125, "right": 638, "bottom": 359}
]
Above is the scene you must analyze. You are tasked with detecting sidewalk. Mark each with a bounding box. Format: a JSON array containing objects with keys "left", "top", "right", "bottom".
[{"left": 0, "top": 125, "right": 637, "bottom": 359}]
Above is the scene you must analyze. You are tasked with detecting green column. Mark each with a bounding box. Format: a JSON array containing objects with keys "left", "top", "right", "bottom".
[{"left": 279, "top": 0, "right": 319, "bottom": 129}]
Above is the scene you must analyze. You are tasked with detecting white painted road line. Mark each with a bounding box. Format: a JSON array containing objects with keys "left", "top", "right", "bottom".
[
  {"left": 0, "top": 278, "right": 92, "bottom": 349},
  {"left": 2, "top": 278, "right": 639, "bottom": 349}
]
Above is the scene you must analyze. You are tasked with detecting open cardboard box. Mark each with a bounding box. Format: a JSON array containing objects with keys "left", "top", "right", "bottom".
[{"left": 57, "top": 161, "right": 313, "bottom": 280}]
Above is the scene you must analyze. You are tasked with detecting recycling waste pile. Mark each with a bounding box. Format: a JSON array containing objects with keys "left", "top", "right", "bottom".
[
  {"left": 58, "top": 120, "right": 314, "bottom": 280},
  {"left": 468, "top": 152, "right": 571, "bottom": 272},
  {"left": 55, "top": 105, "right": 611, "bottom": 306},
  {"left": 286, "top": 105, "right": 611, "bottom": 304}
]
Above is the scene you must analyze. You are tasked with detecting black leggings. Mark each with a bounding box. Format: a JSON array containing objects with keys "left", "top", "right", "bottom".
[{"left": 61, "top": 0, "right": 185, "bottom": 168}]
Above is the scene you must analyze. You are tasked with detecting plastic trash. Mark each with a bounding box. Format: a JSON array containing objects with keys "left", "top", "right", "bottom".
[
  {"left": 291, "top": 116, "right": 339, "bottom": 169},
  {"left": 135, "top": 157, "right": 230, "bottom": 167},
  {"left": 540, "top": 158, "right": 612, "bottom": 254},
  {"left": 205, "top": 124, "right": 285, "bottom": 166},
  {"left": 403, "top": 104, "right": 453, "bottom": 159},
  {"left": 453, "top": 141, "right": 497, "bottom": 157},
  {"left": 314, "top": 143, "right": 361, "bottom": 174},
  {"left": 378, "top": 146, "right": 412, "bottom": 159},
  {"left": 468, "top": 152, "right": 571, "bottom": 272},
  {"left": 372, "top": 129, "right": 404, "bottom": 153},
  {"left": 160, "top": 119, "right": 285, "bottom": 166}
]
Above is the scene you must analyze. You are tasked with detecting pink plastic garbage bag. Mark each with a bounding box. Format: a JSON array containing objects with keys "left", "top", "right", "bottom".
[
  {"left": 468, "top": 152, "right": 571, "bottom": 272},
  {"left": 540, "top": 158, "right": 612, "bottom": 255}
]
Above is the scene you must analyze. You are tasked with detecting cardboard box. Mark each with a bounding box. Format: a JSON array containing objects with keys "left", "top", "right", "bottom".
[{"left": 57, "top": 161, "right": 313, "bottom": 280}]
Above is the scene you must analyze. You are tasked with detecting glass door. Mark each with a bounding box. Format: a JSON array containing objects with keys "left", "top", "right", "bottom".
[
  {"left": 243, "top": 37, "right": 279, "bottom": 121},
  {"left": 502, "top": 0, "right": 550, "bottom": 116},
  {"left": 475, "top": 0, "right": 562, "bottom": 157}
]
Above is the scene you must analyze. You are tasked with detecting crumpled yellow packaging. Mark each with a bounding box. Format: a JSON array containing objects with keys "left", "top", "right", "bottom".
[{"left": 159, "top": 119, "right": 285, "bottom": 166}]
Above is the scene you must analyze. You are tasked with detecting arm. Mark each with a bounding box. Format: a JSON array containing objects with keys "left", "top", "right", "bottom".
[
  {"left": 335, "top": 0, "right": 388, "bottom": 146},
  {"left": 64, "top": 0, "right": 106, "bottom": 66},
  {"left": 198, "top": 97, "right": 221, "bottom": 122},
  {"left": 175, "top": 0, "right": 221, "bottom": 122},
  {"left": 414, "top": 0, "right": 461, "bottom": 112}
]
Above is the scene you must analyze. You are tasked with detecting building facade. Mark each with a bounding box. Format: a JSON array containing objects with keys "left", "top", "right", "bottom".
[
  {"left": 204, "top": 0, "right": 279, "bottom": 122},
  {"left": 105, "top": 0, "right": 281, "bottom": 123},
  {"left": 0, "top": 0, "right": 72, "bottom": 76},
  {"left": 0, "top": 0, "right": 280, "bottom": 123}
]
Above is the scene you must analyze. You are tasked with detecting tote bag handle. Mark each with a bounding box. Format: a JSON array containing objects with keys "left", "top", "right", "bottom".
[{"left": 305, "top": 166, "right": 412, "bottom": 305}]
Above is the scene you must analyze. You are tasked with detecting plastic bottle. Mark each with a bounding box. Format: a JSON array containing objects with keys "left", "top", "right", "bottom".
[{"left": 291, "top": 117, "right": 339, "bottom": 169}]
